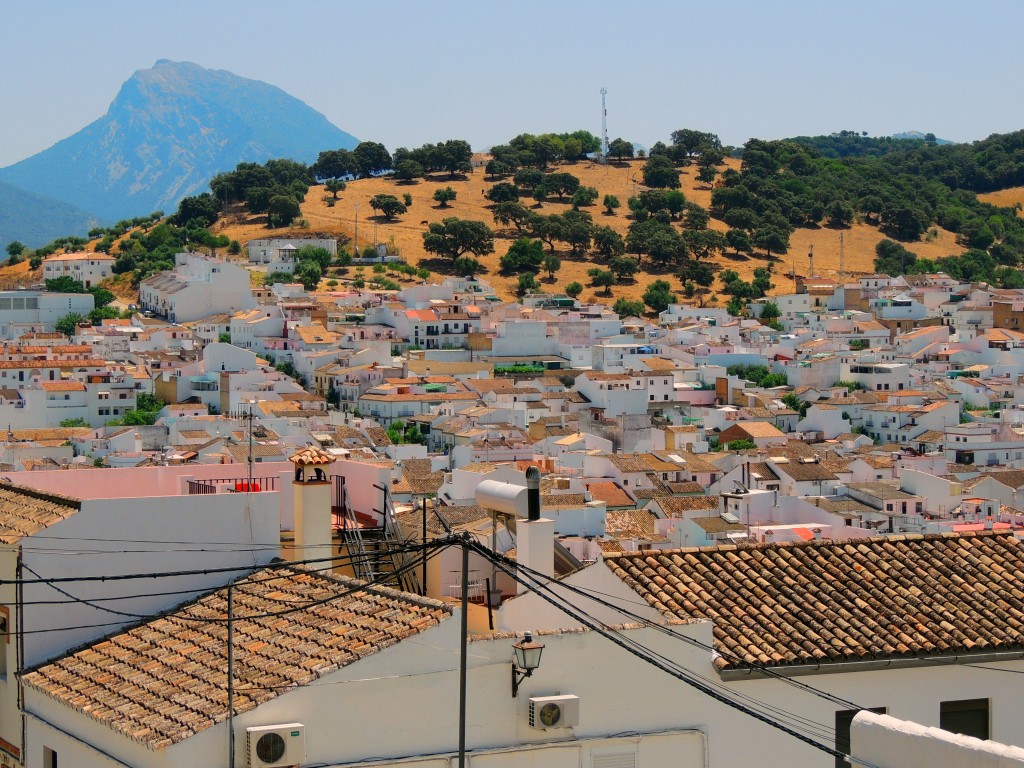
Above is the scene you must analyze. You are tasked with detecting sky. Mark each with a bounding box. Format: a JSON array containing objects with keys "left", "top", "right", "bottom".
[{"left": 2, "top": 0, "right": 1023, "bottom": 167}]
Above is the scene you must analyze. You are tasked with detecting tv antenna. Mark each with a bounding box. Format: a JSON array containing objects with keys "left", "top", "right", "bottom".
[{"left": 600, "top": 87, "right": 609, "bottom": 155}]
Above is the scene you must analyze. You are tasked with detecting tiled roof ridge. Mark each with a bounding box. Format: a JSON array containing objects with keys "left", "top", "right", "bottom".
[
  {"left": 603, "top": 529, "right": 1018, "bottom": 560},
  {"left": 0, "top": 481, "right": 81, "bottom": 511}
]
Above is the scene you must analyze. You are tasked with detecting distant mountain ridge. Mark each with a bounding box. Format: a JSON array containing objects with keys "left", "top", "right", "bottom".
[
  {"left": 0, "top": 180, "right": 96, "bottom": 249},
  {"left": 0, "top": 60, "right": 358, "bottom": 230}
]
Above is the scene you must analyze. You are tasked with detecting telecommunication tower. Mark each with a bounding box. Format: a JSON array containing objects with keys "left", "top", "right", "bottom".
[{"left": 600, "top": 87, "right": 609, "bottom": 155}]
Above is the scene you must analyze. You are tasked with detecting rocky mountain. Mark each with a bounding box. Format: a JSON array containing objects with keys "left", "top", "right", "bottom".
[{"left": 0, "top": 60, "right": 358, "bottom": 229}]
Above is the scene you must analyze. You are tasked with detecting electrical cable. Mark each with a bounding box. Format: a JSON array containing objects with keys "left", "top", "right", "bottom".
[{"left": 468, "top": 540, "right": 850, "bottom": 759}]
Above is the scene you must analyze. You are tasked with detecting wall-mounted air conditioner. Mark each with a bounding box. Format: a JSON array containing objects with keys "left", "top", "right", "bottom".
[
  {"left": 247, "top": 724, "right": 306, "bottom": 767},
  {"left": 528, "top": 695, "right": 580, "bottom": 729}
]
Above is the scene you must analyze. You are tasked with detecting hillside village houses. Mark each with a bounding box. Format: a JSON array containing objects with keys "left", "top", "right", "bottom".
[{"left": 5, "top": 247, "right": 1024, "bottom": 765}]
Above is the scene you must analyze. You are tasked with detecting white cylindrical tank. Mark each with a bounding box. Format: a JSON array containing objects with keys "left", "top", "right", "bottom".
[{"left": 476, "top": 479, "right": 529, "bottom": 516}]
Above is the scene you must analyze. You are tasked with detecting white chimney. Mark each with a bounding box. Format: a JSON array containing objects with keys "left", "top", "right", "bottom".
[
  {"left": 517, "top": 467, "right": 554, "bottom": 594},
  {"left": 290, "top": 447, "right": 335, "bottom": 562}
]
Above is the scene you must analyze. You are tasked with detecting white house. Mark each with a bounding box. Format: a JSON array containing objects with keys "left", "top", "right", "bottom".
[
  {"left": 41, "top": 251, "right": 115, "bottom": 288},
  {"left": 0, "top": 291, "right": 94, "bottom": 340},
  {"left": 139, "top": 253, "right": 256, "bottom": 323}
]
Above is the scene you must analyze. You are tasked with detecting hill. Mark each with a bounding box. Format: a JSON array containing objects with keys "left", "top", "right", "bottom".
[
  {"left": 209, "top": 158, "right": 965, "bottom": 305},
  {"left": 0, "top": 179, "right": 97, "bottom": 249},
  {"left": 0, "top": 60, "right": 358, "bottom": 227}
]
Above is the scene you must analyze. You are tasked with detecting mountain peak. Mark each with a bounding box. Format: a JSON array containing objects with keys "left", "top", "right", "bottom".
[{"left": 0, "top": 62, "right": 358, "bottom": 225}]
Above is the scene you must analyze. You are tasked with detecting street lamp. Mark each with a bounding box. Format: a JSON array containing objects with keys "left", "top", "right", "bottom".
[{"left": 511, "top": 632, "right": 545, "bottom": 697}]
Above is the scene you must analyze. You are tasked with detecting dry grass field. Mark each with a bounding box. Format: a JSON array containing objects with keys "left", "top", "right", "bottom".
[
  {"left": 978, "top": 187, "right": 1024, "bottom": 214},
  {"left": 212, "top": 156, "right": 966, "bottom": 304}
]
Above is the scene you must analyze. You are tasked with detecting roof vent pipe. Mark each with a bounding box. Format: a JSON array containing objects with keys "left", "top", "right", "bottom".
[{"left": 527, "top": 466, "right": 541, "bottom": 521}]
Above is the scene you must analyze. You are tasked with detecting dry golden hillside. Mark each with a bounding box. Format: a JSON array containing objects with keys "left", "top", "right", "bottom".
[
  {"left": 212, "top": 157, "right": 967, "bottom": 305},
  {"left": 978, "top": 187, "right": 1024, "bottom": 214}
]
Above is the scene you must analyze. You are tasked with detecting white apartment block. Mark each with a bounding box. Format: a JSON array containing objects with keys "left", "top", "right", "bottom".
[
  {"left": 41, "top": 251, "right": 115, "bottom": 287},
  {"left": 139, "top": 252, "right": 255, "bottom": 323}
]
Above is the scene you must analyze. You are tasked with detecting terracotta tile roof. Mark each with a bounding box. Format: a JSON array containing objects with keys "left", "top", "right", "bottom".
[
  {"left": 22, "top": 566, "right": 451, "bottom": 749},
  {"left": 691, "top": 516, "right": 747, "bottom": 534},
  {"left": 666, "top": 481, "right": 706, "bottom": 495},
  {"left": 0, "top": 483, "right": 81, "bottom": 544},
  {"left": 541, "top": 493, "right": 588, "bottom": 509},
  {"left": 772, "top": 460, "right": 838, "bottom": 482},
  {"left": 605, "top": 532, "right": 1024, "bottom": 671},
  {"left": 605, "top": 509, "right": 658, "bottom": 540},
  {"left": 585, "top": 481, "right": 634, "bottom": 508},
  {"left": 38, "top": 381, "right": 86, "bottom": 392},
  {"left": 608, "top": 454, "right": 657, "bottom": 473},
  {"left": 289, "top": 446, "right": 335, "bottom": 465},
  {"left": 655, "top": 496, "right": 721, "bottom": 516}
]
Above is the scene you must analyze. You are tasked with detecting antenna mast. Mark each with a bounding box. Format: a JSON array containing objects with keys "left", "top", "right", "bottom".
[
  {"left": 839, "top": 231, "right": 845, "bottom": 285},
  {"left": 600, "top": 87, "right": 609, "bottom": 155}
]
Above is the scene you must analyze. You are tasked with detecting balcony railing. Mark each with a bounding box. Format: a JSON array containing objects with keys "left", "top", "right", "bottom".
[{"left": 186, "top": 475, "right": 279, "bottom": 494}]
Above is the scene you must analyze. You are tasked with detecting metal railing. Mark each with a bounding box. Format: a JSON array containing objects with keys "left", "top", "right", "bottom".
[{"left": 185, "top": 475, "right": 279, "bottom": 494}]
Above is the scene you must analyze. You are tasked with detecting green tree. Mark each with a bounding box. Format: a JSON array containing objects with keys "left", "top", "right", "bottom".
[
  {"left": 603, "top": 194, "right": 621, "bottom": 215},
  {"left": 60, "top": 418, "right": 89, "bottom": 428},
  {"left": 565, "top": 281, "right": 583, "bottom": 299},
  {"left": 295, "top": 245, "right": 333, "bottom": 272},
  {"left": 433, "top": 187, "right": 457, "bottom": 208},
  {"left": 593, "top": 226, "right": 625, "bottom": 259},
  {"left": 369, "top": 194, "right": 407, "bottom": 220},
  {"left": 486, "top": 183, "right": 520, "bottom": 204},
  {"left": 403, "top": 192, "right": 413, "bottom": 207},
  {"left": 609, "top": 255, "right": 639, "bottom": 281},
  {"left": 353, "top": 141, "right": 393, "bottom": 177},
  {"left": 696, "top": 163, "right": 718, "bottom": 186},
  {"left": 500, "top": 238, "right": 545, "bottom": 273},
  {"left": 492, "top": 201, "right": 533, "bottom": 233},
  {"left": 570, "top": 186, "right": 599, "bottom": 210},
  {"left": 295, "top": 260, "right": 323, "bottom": 290},
  {"left": 759, "top": 301, "right": 781, "bottom": 323},
  {"left": 542, "top": 252, "right": 561, "bottom": 280},
  {"left": 588, "top": 267, "right": 616, "bottom": 296},
  {"left": 394, "top": 160, "right": 424, "bottom": 183},
  {"left": 56, "top": 312, "right": 87, "bottom": 336},
  {"left": 516, "top": 272, "right": 541, "bottom": 296},
  {"left": 267, "top": 195, "right": 301, "bottom": 228},
  {"left": 423, "top": 218, "right": 495, "bottom": 263},
  {"left": 325, "top": 179, "right": 347, "bottom": 199},
  {"left": 219, "top": 332, "right": 232, "bottom": 344},
  {"left": 45, "top": 276, "right": 86, "bottom": 293},
  {"left": 642, "top": 155, "right": 681, "bottom": 189},
  {"left": 727, "top": 439, "right": 757, "bottom": 451},
  {"left": 172, "top": 193, "right": 220, "bottom": 228},
  {"left": 89, "top": 306, "right": 120, "bottom": 324},
  {"left": 613, "top": 298, "right": 645, "bottom": 318},
  {"left": 642, "top": 279, "right": 676, "bottom": 312},
  {"left": 608, "top": 138, "right": 634, "bottom": 161},
  {"left": 6, "top": 241, "right": 25, "bottom": 258}
]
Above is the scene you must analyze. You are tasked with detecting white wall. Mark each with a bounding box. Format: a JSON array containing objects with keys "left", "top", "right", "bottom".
[{"left": 851, "top": 711, "right": 1024, "bottom": 768}]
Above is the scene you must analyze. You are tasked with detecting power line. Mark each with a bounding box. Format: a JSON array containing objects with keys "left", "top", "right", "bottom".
[{"left": 470, "top": 541, "right": 851, "bottom": 760}]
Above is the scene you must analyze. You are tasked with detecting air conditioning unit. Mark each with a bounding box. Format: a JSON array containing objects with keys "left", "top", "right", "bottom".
[
  {"left": 247, "top": 724, "right": 306, "bottom": 767},
  {"left": 528, "top": 695, "right": 580, "bottom": 730}
]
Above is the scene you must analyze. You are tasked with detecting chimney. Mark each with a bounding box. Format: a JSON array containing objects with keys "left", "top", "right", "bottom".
[
  {"left": 290, "top": 447, "right": 335, "bottom": 562},
  {"left": 517, "top": 467, "right": 553, "bottom": 594}
]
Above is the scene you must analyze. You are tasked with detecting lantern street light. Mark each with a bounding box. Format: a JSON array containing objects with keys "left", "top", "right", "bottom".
[{"left": 511, "top": 632, "right": 545, "bottom": 697}]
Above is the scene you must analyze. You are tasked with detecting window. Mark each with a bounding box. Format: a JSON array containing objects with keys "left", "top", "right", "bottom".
[
  {"left": 835, "top": 707, "right": 886, "bottom": 767},
  {"left": 43, "top": 746, "right": 57, "bottom": 768},
  {"left": 940, "top": 698, "right": 988, "bottom": 740}
]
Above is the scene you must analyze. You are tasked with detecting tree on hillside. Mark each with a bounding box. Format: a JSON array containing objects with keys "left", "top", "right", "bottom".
[
  {"left": 643, "top": 280, "right": 676, "bottom": 313},
  {"left": 6, "top": 242, "right": 25, "bottom": 258},
  {"left": 500, "top": 238, "right": 545, "bottom": 274},
  {"left": 422, "top": 218, "right": 495, "bottom": 263},
  {"left": 613, "top": 298, "right": 646, "bottom": 318},
  {"left": 492, "top": 201, "right": 533, "bottom": 233},
  {"left": 588, "top": 267, "right": 616, "bottom": 296},
  {"left": 571, "top": 186, "right": 599, "bottom": 210},
  {"left": 369, "top": 194, "right": 407, "bottom": 220},
  {"left": 295, "top": 260, "right": 323, "bottom": 291},
  {"left": 433, "top": 187, "right": 457, "bottom": 208},
  {"left": 394, "top": 160, "right": 424, "bottom": 183},
  {"left": 325, "top": 179, "right": 347, "bottom": 199},
  {"left": 593, "top": 226, "right": 625, "bottom": 259},
  {"left": 312, "top": 149, "right": 356, "bottom": 180},
  {"left": 353, "top": 141, "right": 392, "bottom": 177},
  {"left": 267, "top": 195, "right": 301, "bottom": 228},
  {"left": 517, "top": 273, "right": 541, "bottom": 297},
  {"left": 565, "top": 281, "right": 583, "bottom": 299},
  {"left": 603, "top": 194, "right": 621, "bottom": 215},
  {"left": 609, "top": 255, "right": 639, "bottom": 281},
  {"left": 542, "top": 252, "right": 561, "bottom": 280},
  {"left": 172, "top": 193, "right": 220, "bottom": 228},
  {"left": 486, "top": 183, "right": 519, "bottom": 204},
  {"left": 608, "top": 138, "right": 634, "bottom": 161},
  {"left": 642, "top": 155, "right": 681, "bottom": 189}
]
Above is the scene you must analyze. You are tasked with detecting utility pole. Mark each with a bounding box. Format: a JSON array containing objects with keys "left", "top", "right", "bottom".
[
  {"left": 354, "top": 203, "right": 359, "bottom": 258},
  {"left": 600, "top": 87, "right": 609, "bottom": 155}
]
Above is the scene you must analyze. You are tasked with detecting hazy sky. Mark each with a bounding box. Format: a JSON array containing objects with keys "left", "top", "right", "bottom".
[{"left": 2, "top": 0, "right": 1022, "bottom": 167}]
